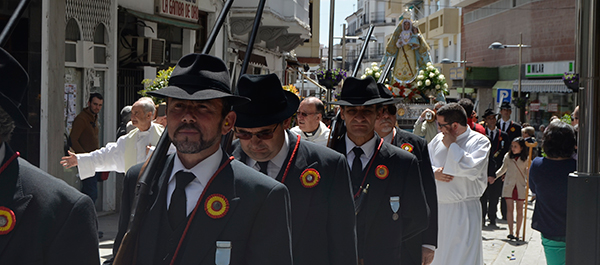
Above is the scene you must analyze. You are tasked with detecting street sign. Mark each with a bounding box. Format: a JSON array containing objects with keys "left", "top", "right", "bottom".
[{"left": 497, "top": 88, "right": 512, "bottom": 104}]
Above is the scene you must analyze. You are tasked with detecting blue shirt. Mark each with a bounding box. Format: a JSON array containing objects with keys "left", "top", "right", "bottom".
[{"left": 529, "top": 157, "right": 576, "bottom": 237}]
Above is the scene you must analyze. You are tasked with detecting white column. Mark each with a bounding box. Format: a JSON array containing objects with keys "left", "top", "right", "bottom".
[{"left": 40, "top": 0, "right": 66, "bottom": 178}]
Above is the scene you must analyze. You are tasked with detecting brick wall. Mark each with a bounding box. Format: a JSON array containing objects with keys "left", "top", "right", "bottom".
[{"left": 462, "top": 0, "right": 576, "bottom": 67}]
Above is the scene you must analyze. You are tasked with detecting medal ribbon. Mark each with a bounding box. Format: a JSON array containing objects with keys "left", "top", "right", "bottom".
[
  {"left": 169, "top": 156, "right": 234, "bottom": 265},
  {"left": 353, "top": 139, "right": 384, "bottom": 198}
]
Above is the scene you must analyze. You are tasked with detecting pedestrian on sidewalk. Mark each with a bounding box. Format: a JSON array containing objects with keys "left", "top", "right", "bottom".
[
  {"left": 495, "top": 137, "right": 528, "bottom": 241},
  {"left": 529, "top": 121, "right": 576, "bottom": 265}
]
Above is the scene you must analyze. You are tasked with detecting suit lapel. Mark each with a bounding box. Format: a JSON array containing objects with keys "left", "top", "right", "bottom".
[
  {"left": 179, "top": 154, "right": 239, "bottom": 264},
  {"left": 137, "top": 155, "right": 175, "bottom": 263},
  {"left": 285, "top": 140, "right": 316, "bottom": 247},
  {"left": 363, "top": 138, "right": 392, "bottom": 237},
  {"left": 0, "top": 157, "right": 31, "bottom": 256}
]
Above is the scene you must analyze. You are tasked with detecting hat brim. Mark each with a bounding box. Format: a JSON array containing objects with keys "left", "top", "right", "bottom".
[
  {"left": 331, "top": 97, "right": 392, "bottom": 106},
  {"left": 148, "top": 85, "right": 250, "bottom": 106},
  {"left": 235, "top": 90, "right": 300, "bottom": 128},
  {"left": 382, "top": 97, "right": 403, "bottom": 105},
  {"left": 0, "top": 93, "right": 31, "bottom": 129}
]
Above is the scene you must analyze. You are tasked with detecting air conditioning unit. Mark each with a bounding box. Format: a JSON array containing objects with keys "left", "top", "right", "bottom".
[{"left": 124, "top": 36, "right": 166, "bottom": 65}]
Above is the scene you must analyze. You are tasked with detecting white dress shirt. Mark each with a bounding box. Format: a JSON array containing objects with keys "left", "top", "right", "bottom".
[
  {"left": 245, "top": 131, "right": 290, "bottom": 178},
  {"left": 167, "top": 147, "right": 223, "bottom": 216},
  {"left": 344, "top": 134, "right": 377, "bottom": 170}
]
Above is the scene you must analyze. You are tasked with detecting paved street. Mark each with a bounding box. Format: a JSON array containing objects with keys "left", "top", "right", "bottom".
[{"left": 98, "top": 201, "right": 547, "bottom": 264}]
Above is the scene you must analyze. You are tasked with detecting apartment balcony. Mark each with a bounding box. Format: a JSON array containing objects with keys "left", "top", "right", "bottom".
[
  {"left": 449, "top": 0, "right": 479, "bottom": 8},
  {"left": 230, "top": 0, "right": 311, "bottom": 51},
  {"left": 427, "top": 8, "right": 460, "bottom": 39},
  {"left": 385, "top": 0, "right": 404, "bottom": 19},
  {"left": 415, "top": 19, "right": 428, "bottom": 39}
]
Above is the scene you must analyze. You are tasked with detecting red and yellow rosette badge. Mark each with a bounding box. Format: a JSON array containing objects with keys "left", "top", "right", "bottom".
[
  {"left": 300, "top": 168, "right": 320, "bottom": 188},
  {"left": 400, "top": 143, "right": 414, "bottom": 153},
  {"left": 510, "top": 127, "right": 516, "bottom": 132},
  {"left": 375, "top": 165, "right": 389, "bottom": 180},
  {"left": 0, "top": 206, "right": 16, "bottom": 235},
  {"left": 205, "top": 194, "right": 229, "bottom": 219}
]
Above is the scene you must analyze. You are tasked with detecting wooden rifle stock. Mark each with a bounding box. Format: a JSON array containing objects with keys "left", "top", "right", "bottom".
[{"left": 113, "top": 1, "right": 235, "bottom": 264}]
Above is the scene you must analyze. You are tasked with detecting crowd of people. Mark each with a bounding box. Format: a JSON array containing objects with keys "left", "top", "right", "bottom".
[{"left": 0, "top": 46, "right": 579, "bottom": 265}]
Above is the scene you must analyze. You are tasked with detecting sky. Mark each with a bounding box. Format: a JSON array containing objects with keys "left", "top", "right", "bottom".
[{"left": 319, "top": 0, "right": 357, "bottom": 46}]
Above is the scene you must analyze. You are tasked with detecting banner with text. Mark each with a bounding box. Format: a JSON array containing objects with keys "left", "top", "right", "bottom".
[{"left": 156, "top": 0, "right": 199, "bottom": 22}]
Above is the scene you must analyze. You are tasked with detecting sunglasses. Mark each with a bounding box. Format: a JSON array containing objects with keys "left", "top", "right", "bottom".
[
  {"left": 235, "top": 123, "right": 280, "bottom": 140},
  {"left": 383, "top": 105, "right": 397, "bottom": 115}
]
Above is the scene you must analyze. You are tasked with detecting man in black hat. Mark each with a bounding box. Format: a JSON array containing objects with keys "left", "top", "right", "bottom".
[
  {"left": 496, "top": 102, "right": 521, "bottom": 219},
  {"left": 331, "top": 76, "right": 429, "bottom": 265},
  {"left": 480, "top": 108, "right": 508, "bottom": 228},
  {"left": 0, "top": 48, "right": 100, "bottom": 264},
  {"left": 114, "top": 54, "right": 293, "bottom": 265},
  {"left": 374, "top": 84, "right": 438, "bottom": 265},
  {"left": 230, "top": 73, "right": 357, "bottom": 265}
]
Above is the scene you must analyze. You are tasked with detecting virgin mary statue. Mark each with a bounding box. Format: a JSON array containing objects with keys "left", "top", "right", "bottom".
[{"left": 380, "top": 17, "right": 432, "bottom": 85}]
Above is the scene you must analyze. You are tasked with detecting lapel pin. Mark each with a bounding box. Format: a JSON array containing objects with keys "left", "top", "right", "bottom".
[
  {"left": 375, "top": 165, "right": 389, "bottom": 180},
  {"left": 300, "top": 168, "right": 320, "bottom": 188},
  {"left": 205, "top": 194, "right": 229, "bottom": 219},
  {"left": 0, "top": 206, "right": 16, "bottom": 235},
  {"left": 400, "top": 143, "right": 414, "bottom": 153}
]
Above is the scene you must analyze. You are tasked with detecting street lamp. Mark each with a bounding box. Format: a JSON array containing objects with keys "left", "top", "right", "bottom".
[
  {"left": 441, "top": 51, "right": 470, "bottom": 99},
  {"left": 489, "top": 32, "right": 531, "bottom": 122}
]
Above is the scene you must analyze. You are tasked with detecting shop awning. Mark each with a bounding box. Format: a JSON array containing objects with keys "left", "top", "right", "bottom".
[
  {"left": 493, "top": 80, "right": 514, "bottom": 89},
  {"left": 512, "top": 79, "right": 572, "bottom": 93},
  {"left": 122, "top": 8, "right": 203, "bottom": 30}
]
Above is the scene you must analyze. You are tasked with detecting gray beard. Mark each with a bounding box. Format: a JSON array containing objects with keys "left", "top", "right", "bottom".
[{"left": 172, "top": 133, "right": 218, "bottom": 154}]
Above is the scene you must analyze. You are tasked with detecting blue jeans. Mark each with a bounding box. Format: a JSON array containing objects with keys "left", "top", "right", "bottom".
[{"left": 81, "top": 172, "right": 100, "bottom": 203}]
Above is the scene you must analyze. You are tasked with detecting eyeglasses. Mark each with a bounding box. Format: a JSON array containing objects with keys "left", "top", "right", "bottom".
[
  {"left": 235, "top": 123, "right": 280, "bottom": 140},
  {"left": 437, "top": 122, "right": 452, "bottom": 129},
  {"left": 572, "top": 116, "right": 579, "bottom": 120},
  {"left": 383, "top": 105, "right": 397, "bottom": 115},
  {"left": 297, "top": 111, "right": 317, "bottom": 117}
]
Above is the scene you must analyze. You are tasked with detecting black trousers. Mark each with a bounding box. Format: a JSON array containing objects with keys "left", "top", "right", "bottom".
[{"left": 480, "top": 179, "right": 503, "bottom": 224}]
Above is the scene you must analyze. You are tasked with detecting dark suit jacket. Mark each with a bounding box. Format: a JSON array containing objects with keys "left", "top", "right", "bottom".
[
  {"left": 231, "top": 131, "right": 358, "bottom": 265},
  {"left": 119, "top": 153, "right": 293, "bottom": 265},
  {"left": 486, "top": 128, "right": 509, "bottom": 176},
  {"left": 0, "top": 145, "right": 99, "bottom": 265},
  {"left": 334, "top": 134, "right": 429, "bottom": 264},
  {"left": 390, "top": 128, "right": 438, "bottom": 265},
  {"left": 497, "top": 120, "right": 522, "bottom": 143}
]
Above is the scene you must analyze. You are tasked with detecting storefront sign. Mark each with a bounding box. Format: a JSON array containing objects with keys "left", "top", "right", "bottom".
[
  {"left": 530, "top": 103, "right": 540, "bottom": 112},
  {"left": 525, "top": 61, "right": 574, "bottom": 78},
  {"left": 547, "top": 103, "right": 558, "bottom": 112},
  {"left": 156, "top": 0, "right": 199, "bottom": 22}
]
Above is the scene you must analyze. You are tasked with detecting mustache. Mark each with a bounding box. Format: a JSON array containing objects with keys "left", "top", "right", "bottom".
[{"left": 174, "top": 124, "right": 201, "bottom": 135}]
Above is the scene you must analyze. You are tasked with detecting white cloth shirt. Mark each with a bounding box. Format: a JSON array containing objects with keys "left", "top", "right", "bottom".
[
  {"left": 428, "top": 127, "right": 490, "bottom": 265},
  {"left": 76, "top": 123, "right": 172, "bottom": 180},
  {"left": 428, "top": 127, "right": 490, "bottom": 203},
  {"left": 167, "top": 148, "right": 223, "bottom": 216},
  {"left": 344, "top": 134, "right": 377, "bottom": 170},
  {"left": 290, "top": 121, "right": 331, "bottom": 146},
  {"left": 499, "top": 119, "right": 512, "bottom": 132},
  {"left": 380, "top": 128, "right": 395, "bottom": 144},
  {"left": 245, "top": 131, "right": 290, "bottom": 178}
]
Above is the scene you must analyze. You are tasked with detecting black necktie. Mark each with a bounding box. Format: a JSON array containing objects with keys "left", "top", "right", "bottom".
[
  {"left": 257, "top": 161, "right": 269, "bottom": 176},
  {"left": 502, "top": 122, "right": 506, "bottom": 132},
  {"left": 351, "top": 147, "right": 364, "bottom": 192},
  {"left": 168, "top": 171, "right": 196, "bottom": 229}
]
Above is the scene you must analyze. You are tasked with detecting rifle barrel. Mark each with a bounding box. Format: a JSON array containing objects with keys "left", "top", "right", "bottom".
[{"left": 352, "top": 25, "right": 375, "bottom": 77}]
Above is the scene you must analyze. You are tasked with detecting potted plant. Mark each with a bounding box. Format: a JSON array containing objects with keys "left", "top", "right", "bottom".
[
  {"left": 563, "top": 72, "right": 579, "bottom": 92},
  {"left": 139, "top": 67, "right": 174, "bottom": 104},
  {"left": 316, "top": 68, "right": 347, "bottom": 89}
]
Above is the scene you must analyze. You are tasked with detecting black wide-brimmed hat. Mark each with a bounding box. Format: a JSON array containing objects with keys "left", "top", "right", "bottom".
[
  {"left": 0, "top": 48, "right": 31, "bottom": 128},
  {"left": 147, "top": 54, "right": 249, "bottom": 106},
  {"left": 233, "top": 74, "right": 299, "bottom": 128},
  {"left": 376, "top": 83, "right": 402, "bottom": 104},
  {"left": 500, "top": 102, "right": 512, "bottom": 110},
  {"left": 334, "top": 76, "right": 391, "bottom": 106},
  {"left": 482, "top": 108, "right": 498, "bottom": 119}
]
